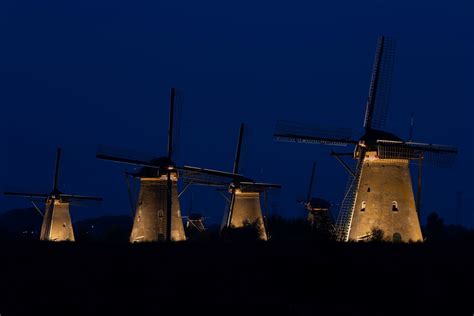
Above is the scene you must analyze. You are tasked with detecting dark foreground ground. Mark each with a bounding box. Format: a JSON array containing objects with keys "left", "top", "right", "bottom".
[{"left": 0, "top": 240, "right": 472, "bottom": 316}]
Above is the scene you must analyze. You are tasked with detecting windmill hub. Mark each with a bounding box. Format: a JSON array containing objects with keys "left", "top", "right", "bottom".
[{"left": 229, "top": 185, "right": 248, "bottom": 194}]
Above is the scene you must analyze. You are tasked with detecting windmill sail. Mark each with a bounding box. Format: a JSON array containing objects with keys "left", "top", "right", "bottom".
[
  {"left": 4, "top": 192, "right": 48, "bottom": 199},
  {"left": 363, "top": 36, "right": 396, "bottom": 130},
  {"left": 377, "top": 140, "right": 458, "bottom": 166},
  {"left": 96, "top": 145, "right": 159, "bottom": 168},
  {"left": 334, "top": 150, "right": 365, "bottom": 241},
  {"left": 306, "top": 162, "right": 316, "bottom": 203},
  {"left": 238, "top": 182, "right": 281, "bottom": 192},
  {"left": 274, "top": 120, "right": 356, "bottom": 146},
  {"left": 53, "top": 148, "right": 62, "bottom": 192}
]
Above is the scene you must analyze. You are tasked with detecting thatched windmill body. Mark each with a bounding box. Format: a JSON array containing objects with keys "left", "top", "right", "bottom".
[
  {"left": 274, "top": 37, "right": 457, "bottom": 242},
  {"left": 5, "top": 148, "right": 102, "bottom": 241}
]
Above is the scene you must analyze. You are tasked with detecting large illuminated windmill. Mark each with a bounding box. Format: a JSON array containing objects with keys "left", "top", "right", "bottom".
[
  {"left": 222, "top": 123, "right": 281, "bottom": 240},
  {"left": 97, "top": 88, "right": 248, "bottom": 242},
  {"left": 274, "top": 36, "right": 457, "bottom": 242},
  {"left": 4, "top": 148, "right": 102, "bottom": 241}
]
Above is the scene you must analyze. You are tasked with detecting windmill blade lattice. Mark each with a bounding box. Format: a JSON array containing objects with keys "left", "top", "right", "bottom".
[
  {"left": 364, "top": 36, "right": 396, "bottom": 130},
  {"left": 334, "top": 149, "right": 366, "bottom": 241},
  {"left": 59, "top": 194, "right": 103, "bottom": 203},
  {"left": 377, "top": 140, "right": 458, "bottom": 166},
  {"left": 274, "top": 120, "right": 357, "bottom": 146},
  {"left": 96, "top": 145, "right": 160, "bottom": 168},
  {"left": 238, "top": 182, "right": 281, "bottom": 192},
  {"left": 181, "top": 169, "right": 233, "bottom": 187},
  {"left": 4, "top": 191, "right": 49, "bottom": 200}
]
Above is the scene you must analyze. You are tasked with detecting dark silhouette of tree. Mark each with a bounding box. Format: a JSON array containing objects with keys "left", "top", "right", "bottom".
[
  {"left": 0, "top": 208, "right": 42, "bottom": 240},
  {"left": 220, "top": 220, "right": 262, "bottom": 241},
  {"left": 425, "top": 212, "right": 444, "bottom": 241},
  {"left": 369, "top": 227, "right": 385, "bottom": 242},
  {"left": 265, "top": 215, "right": 312, "bottom": 241},
  {"left": 265, "top": 215, "right": 336, "bottom": 242}
]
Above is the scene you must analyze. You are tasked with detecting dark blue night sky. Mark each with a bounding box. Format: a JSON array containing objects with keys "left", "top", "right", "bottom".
[{"left": 1, "top": 0, "right": 472, "bottom": 227}]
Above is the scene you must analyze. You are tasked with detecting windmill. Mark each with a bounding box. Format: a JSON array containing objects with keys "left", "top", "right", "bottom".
[
  {"left": 222, "top": 123, "right": 281, "bottom": 240},
  {"left": 274, "top": 36, "right": 457, "bottom": 242},
  {"left": 4, "top": 148, "right": 102, "bottom": 241},
  {"left": 300, "top": 162, "right": 333, "bottom": 232},
  {"left": 97, "top": 88, "right": 249, "bottom": 242}
]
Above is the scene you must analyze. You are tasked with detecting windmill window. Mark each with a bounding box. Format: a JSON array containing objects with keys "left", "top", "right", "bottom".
[
  {"left": 392, "top": 201, "right": 399, "bottom": 212},
  {"left": 158, "top": 210, "right": 164, "bottom": 218},
  {"left": 361, "top": 201, "right": 366, "bottom": 212},
  {"left": 367, "top": 188, "right": 371, "bottom": 192}
]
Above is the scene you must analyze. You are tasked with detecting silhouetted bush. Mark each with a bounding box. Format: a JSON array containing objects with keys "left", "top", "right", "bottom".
[
  {"left": 74, "top": 215, "right": 132, "bottom": 243},
  {"left": 266, "top": 215, "right": 335, "bottom": 242},
  {"left": 220, "top": 220, "right": 262, "bottom": 241},
  {"left": 369, "top": 227, "right": 386, "bottom": 242},
  {"left": 425, "top": 212, "right": 444, "bottom": 242}
]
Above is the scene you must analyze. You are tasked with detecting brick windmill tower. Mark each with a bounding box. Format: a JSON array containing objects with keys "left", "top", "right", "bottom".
[
  {"left": 98, "top": 89, "right": 248, "bottom": 242},
  {"left": 5, "top": 148, "right": 102, "bottom": 241},
  {"left": 274, "top": 36, "right": 457, "bottom": 242},
  {"left": 222, "top": 123, "right": 281, "bottom": 240}
]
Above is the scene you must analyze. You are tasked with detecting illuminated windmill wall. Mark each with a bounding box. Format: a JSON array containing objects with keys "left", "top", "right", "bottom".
[{"left": 274, "top": 36, "right": 457, "bottom": 242}]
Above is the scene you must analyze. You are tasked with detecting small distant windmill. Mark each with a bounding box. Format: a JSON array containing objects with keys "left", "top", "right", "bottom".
[
  {"left": 299, "top": 162, "right": 333, "bottom": 232},
  {"left": 274, "top": 36, "right": 458, "bottom": 242},
  {"left": 4, "top": 148, "right": 102, "bottom": 241},
  {"left": 97, "top": 88, "right": 248, "bottom": 242},
  {"left": 222, "top": 123, "right": 281, "bottom": 240}
]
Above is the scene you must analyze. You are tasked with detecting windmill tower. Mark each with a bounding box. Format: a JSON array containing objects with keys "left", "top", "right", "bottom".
[
  {"left": 300, "top": 162, "right": 333, "bottom": 232},
  {"left": 98, "top": 88, "right": 246, "bottom": 242},
  {"left": 274, "top": 36, "right": 457, "bottom": 242},
  {"left": 222, "top": 123, "right": 281, "bottom": 240},
  {"left": 4, "top": 148, "right": 102, "bottom": 241}
]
